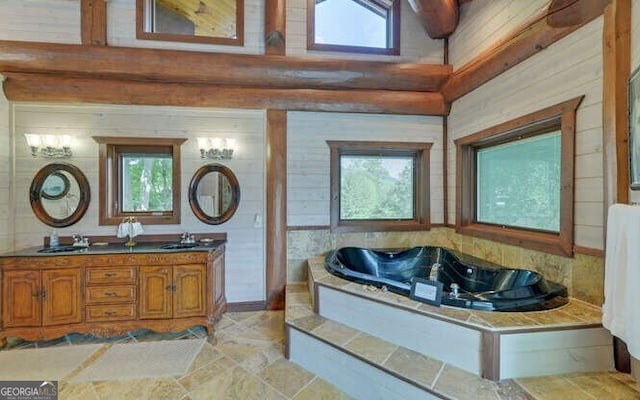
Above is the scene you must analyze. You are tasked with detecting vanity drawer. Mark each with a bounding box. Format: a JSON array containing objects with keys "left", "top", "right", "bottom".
[
  {"left": 85, "top": 304, "right": 136, "bottom": 322},
  {"left": 85, "top": 267, "right": 136, "bottom": 284},
  {"left": 85, "top": 285, "right": 136, "bottom": 304}
]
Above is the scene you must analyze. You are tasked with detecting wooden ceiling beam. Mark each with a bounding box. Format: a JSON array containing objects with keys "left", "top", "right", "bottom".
[
  {"left": 407, "top": 0, "right": 459, "bottom": 39},
  {"left": 547, "top": 0, "right": 610, "bottom": 28},
  {"left": 2, "top": 73, "right": 450, "bottom": 115},
  {"left": 0, "top": 40, "right": 450, "bottom": 92},
  {"left": 442, "top": 2, "right": 606, "bottom": 102}
]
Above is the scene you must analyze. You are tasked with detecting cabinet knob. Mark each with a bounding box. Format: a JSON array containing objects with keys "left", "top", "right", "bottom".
[
  {"left": 104, "top": 272, "right": 116, "bottom": 278},
  {"left": 104, "top": 311, "right": 116, "bottom": 316},
  {"left": 104, "top": 291, "right": 117, "bottom": 297}
]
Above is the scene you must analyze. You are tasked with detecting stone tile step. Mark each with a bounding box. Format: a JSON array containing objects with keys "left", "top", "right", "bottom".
[{"left": 284, "top": 282, "right": 640, "bottom": 400}]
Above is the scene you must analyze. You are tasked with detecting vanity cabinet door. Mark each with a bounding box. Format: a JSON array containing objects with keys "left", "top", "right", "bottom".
[
  {"left": 41, "top": 268, "right": 82, "bottom": 326},
  {"left": 139, "top": 266, "right": 172, "bottom": 319},
  {"left": 174, "top": 264, "right": 206, "bottom": 318},
  {"left": 2, "top": 270, "right": 41, "bottom": 328}
]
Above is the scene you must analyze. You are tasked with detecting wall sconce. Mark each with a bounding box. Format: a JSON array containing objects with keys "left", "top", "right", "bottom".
[
  {"left": 197, "top": 137, "right": 236, "bottom": 160},
  {"left": 25, "top": 134, "right": 73, "bottom": 158}
]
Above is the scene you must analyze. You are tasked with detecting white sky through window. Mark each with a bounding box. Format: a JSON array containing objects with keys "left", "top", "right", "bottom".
[{"left": 315, "top": 0, "right": 387, "bottom": 48}]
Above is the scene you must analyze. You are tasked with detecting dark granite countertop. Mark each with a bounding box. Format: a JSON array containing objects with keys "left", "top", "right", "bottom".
[{"left": 0, "top": 240, "right": 226, "bottom": 258}]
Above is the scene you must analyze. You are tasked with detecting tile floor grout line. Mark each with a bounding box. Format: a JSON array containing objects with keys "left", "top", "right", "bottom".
[{"left": 430, "top": 361, "right": 447, "bottom": 389}]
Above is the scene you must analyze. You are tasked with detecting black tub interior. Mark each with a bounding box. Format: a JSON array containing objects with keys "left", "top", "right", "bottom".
[{"left": 325, "top": 246, "right": 568, "bottom": 312}]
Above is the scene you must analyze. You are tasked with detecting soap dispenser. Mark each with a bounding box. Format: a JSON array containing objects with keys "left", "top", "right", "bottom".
[{"left": 50, "top": 230, "right": 59, "bottom": 247}]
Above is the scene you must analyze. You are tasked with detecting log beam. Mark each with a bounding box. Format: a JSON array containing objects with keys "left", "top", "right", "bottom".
[
  {"left": 2, "top": 73, "right": 449, "bottom": 115},
  {"left": 407, "top": 0, "right": 459, "bottom": 39},
  {"left": 547, "top": 0, "right": 610, "bottom": 28},
  {"left": 81, "top": 0, "right": 107, "bottom": 45},
  {"left": 0, "top": 40, "right": 450, "bottom": 92},
  {"left": 602, "top": 0, "right": 631, "bottom": 208},
  {"left": 265, "top": 109, "right": 287, "bottom": 310},
  {"left": 442, "top": 4, "right": 605, "bottom": 102},
  {"left": 265, "top": 0, "right": 286, "bottom": 55}
]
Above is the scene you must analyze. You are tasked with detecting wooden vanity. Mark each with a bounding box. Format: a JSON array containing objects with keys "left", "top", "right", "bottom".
[{"left": 0, "top": 240, "right": 226, "bottom": 347}]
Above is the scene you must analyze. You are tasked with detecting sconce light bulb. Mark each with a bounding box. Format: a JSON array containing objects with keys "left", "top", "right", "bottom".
[
  {"left": 197, "top": 137, "right": 209, "bottom": 150},
  {"left": 59, "top": 135, "right": 72, "bottom": 148},
  {"left": 24, "top": 134, "right": 41, "bottom": 147},
  {"left": 211, "top": 137, "right": 224, "bottom": 150},
  {"left": 43, "top": 135, "right": 57, "bottom": 148}
]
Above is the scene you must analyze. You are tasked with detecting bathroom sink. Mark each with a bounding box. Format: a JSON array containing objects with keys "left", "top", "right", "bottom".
[
  {"left": 37, "top": 246, "right": 81, "bottom": 253},
  {"left": 159, "top": 243, "right": 199, "bottom": 250}
]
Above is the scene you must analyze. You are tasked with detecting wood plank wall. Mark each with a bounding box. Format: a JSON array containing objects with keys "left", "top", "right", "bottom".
[
  {"left": 287, "top": 112, "right": 445, "bottom": 226},
  {"left": 449, "top": 0, "right": 549, "bottom": 68},
  {"left": 448, "top": 10, "right": 606, "bottom": 251},
  {"left": 11, "top": 104, "right": 267, "bottom": 304},
  {"left": 0, "top": 0, "right": 81, "bottom": 43}
]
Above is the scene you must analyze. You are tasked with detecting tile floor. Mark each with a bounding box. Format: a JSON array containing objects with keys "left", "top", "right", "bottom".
[
  {"left": 1, "top": 311, "right": 353, "bottom": 400},
  {"left": 3, "top": 306, "right": 640, "bottom": 400}
]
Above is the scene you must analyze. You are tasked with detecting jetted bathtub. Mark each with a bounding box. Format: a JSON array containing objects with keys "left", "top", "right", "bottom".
[{"left": 325, "top": 246, "right": 568, "bottom": 312}]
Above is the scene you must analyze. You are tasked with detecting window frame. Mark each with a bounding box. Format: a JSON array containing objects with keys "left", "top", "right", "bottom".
[
  {"left": 136, "top": 0, "right": 245, "bottom": 46},
  {"left": 93, "top": 136, "right": 186, "bottom": 226},
  {"left": 328, "top": 140, "right": 431, "bottom": 233},
  {"left": 454, "top": 97, "right": 584, "bottom": 257},
  {"left": 307, "top": 0, "right": 401, "bottom": 55}
]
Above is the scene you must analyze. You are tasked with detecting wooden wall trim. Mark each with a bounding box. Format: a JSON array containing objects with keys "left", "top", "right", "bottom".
[
  {"left": 266, "top": 110, "right": 287, "bottom": 310},
  {"left": 2, "top": 73, "right": 448, "bottom": 116},
  {"left": 81, "top": 0, "right": 107, "bottom": 45},
  {"left": 265, "top": 0, "right": 286, "bottom": 55},
  {"left": 0, "top": 40, "right": 450, "bottom": 93},
  {"left": 602, "top": 0, "right": 631, "bottom": 211},
  {"left": 442, "top": 3, "right": 606, "bottom": 102},
  {"left": 547, "top": 0, "right": 610, "bottom": 28}
]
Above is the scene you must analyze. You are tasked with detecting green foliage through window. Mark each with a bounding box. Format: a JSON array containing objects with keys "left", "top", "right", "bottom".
[
  {"left": 340, "top": 156, "right": 413, "bottom": 220},
  {"left": 121, "top": 154, "right": 173, "bottom": 212},
  {"left": 476, "top": 131, "right": 561, "bottom": 232}
]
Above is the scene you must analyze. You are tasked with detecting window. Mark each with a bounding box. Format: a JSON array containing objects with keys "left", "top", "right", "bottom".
[
  {"left": 93, "top": 136, "right": 186, "bottom": 225},
  {"left": 136, "top": 0, "right": 244, "bottom": 46},
  {"left": 455, "top": 97, "right": 583, "bottom": 256},
  {"left": 307, "top": 0, "right": 400, "bottom": 55},
  {"left": 328, "top": 141, "right": 431, "bottom": 232}
]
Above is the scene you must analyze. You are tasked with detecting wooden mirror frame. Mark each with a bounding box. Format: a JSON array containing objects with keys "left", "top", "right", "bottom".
[
  {"left": 188, "top": 163, "right": 240, "bottom": 225},
  {"left": 29, "top": 163, "right": 91, "bottom": 228}
]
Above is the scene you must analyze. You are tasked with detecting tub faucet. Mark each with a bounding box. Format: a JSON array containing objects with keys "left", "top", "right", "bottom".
[
  {"left": 429, "top": 263, "right": 440, "bottom": 281},
  {"left": 450, "top": 283, "right": 460, "bottom": 298}
]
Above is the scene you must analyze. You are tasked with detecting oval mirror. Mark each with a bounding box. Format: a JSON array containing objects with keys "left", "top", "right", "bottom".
[
  {"left": 189, "top": 163, "right": 240, "bottom": 225},
  {"left": 30, "top": 163, "right": 91, "bottom": 228}
]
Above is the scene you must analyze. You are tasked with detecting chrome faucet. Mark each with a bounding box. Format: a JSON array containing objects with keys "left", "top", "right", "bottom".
[
  {"left": 450, "top": 283, "right": 460, "bottom": 298},
  {"left": 429, "top": 263, "right": 440, "bottom": 281},
  {"left": 180, "top": 232, "right": 196, "bottom": 244},
  {"left": 72, "top": 234, "right": 89, "bottom": 247}
]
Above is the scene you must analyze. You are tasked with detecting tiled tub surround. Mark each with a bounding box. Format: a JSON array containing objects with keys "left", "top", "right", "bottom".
[
  {"left": 292, "top": 258, "right": 615, "bottom": 383},
  {"left": 286, "top": 227, "right": 605, "bottom": 306},
  {"left": 285, "top": 284, "right": 640, "bottom": 400}
]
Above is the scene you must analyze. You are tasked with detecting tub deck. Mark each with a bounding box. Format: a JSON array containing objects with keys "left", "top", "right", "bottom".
[{"left": 288, "top": 257, "right": 613, "bottom": 384}]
